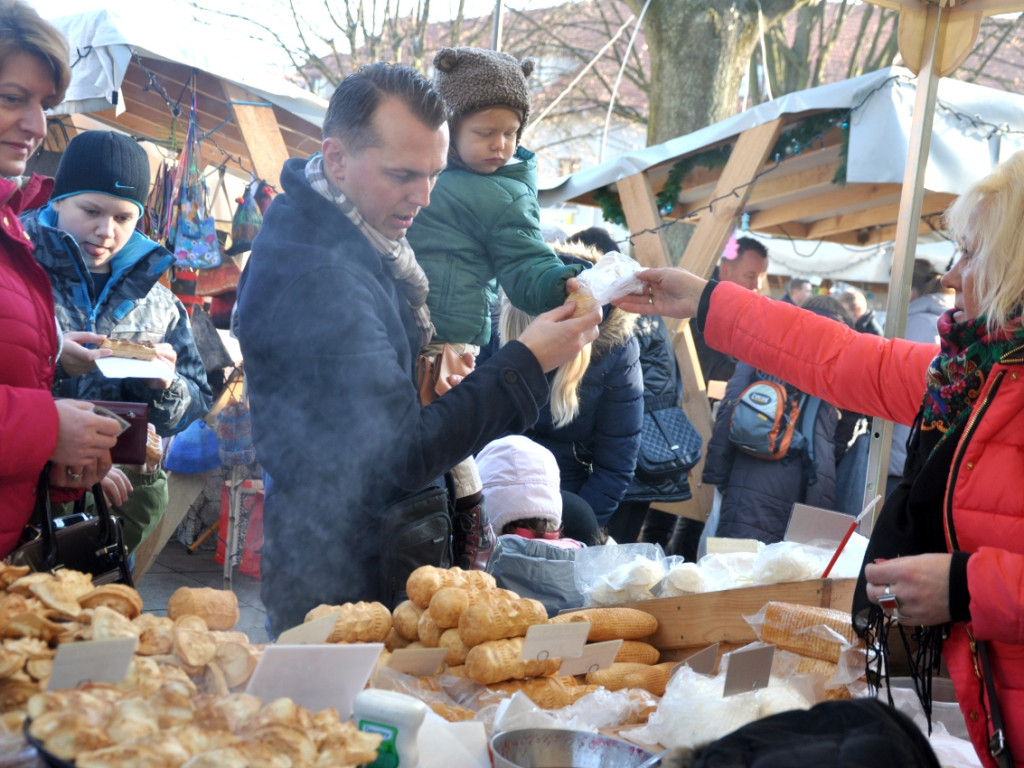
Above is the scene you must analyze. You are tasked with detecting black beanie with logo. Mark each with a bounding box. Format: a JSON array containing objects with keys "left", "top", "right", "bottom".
[{"left": 51, "top": 131, "right": 150, "bottom": 214}]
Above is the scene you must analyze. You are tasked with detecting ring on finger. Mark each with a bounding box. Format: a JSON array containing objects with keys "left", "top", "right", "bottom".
[
  {"left": 65, "top": 467, "right": 83, "bottom": 481},
  {"left": 878, "top": 584, "right": 901, "bottom": 614}
]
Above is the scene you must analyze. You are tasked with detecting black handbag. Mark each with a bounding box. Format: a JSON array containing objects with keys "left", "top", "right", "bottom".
[
  {"left": 634, "top": 406, "right": 703, "bottom": 482},
  {"left": 5, "top": 471, "right": 134, "bottom": 586},
  {"left": 378, "top": 482, "right": 453, "bottom": 609}
]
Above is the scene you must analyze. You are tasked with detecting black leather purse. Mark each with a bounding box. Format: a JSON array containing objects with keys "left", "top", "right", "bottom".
[
  {"left": 5, "top": 471, "right": 133, "bottom": 586},
  {"left": 634, "top": 406, "right": 703, "bottom": 483}
]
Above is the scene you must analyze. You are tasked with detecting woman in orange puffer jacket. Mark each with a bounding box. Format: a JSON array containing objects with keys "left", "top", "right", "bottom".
[{"left": 616, "top": 150, "right": 1024, "bottom": 768}]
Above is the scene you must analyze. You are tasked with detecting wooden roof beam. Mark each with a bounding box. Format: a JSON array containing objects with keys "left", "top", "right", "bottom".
[
  {"left": 748, "top": 183, "right": 904, "bottom": 230},
  {"left": 803, "top": 192, "right": 954, "bottom": 240}
]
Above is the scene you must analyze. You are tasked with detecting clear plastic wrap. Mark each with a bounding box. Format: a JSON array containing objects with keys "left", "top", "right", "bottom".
[
  {"left": 573, "top": 543, "right": 666, "bottom": 606},
  {"left": 627, "top": 644, "right": 816, "bottom": 750},
  {"left": 570, "top": 252, "right": 646, "bottom": 313}
]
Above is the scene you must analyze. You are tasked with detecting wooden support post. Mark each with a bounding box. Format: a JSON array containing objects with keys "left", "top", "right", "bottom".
[
  {"left": 618, "top": 173, "right": 714, "bottom": 521},
  {"left": 677, "top": 118, "right": 785, "bottom": 288},
  {"left": 865, "top": 2, "right": 946, "bottom": 519},
  {"left": 221, "top": 81, "right": 293, "bottom": 188}
]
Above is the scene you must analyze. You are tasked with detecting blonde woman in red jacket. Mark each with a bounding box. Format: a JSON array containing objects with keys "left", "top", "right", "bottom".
[
  {"left": 0, "top": 0, "right": 121, "bottom": 558},
  {"left": 616, "top": 150, "right": 1024, "bottom": 768}
]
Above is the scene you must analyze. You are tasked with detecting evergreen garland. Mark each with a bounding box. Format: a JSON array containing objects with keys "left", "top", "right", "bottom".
[{"left": 592, "top": 109, "right": 850, "bottom": 226}]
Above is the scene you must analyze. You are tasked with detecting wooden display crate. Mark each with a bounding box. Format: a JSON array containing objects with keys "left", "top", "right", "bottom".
[{"left": 620, "top": 578, "right": 856, "bottom": 662}]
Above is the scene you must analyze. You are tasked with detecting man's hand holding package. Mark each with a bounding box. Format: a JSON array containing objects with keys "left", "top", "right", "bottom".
[{"left": 518, "top": 302, "right": 602, "bottom": 373}]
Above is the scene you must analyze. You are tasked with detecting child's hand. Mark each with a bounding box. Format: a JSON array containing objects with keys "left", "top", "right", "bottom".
[
  {"left": 143, "top": 343, "right": 178, "bottom": 390},
  {"left": 60, "top": 331, "right": 113, "bottom": 377},
  {"left": 565, "top": 276, "right": 580, "bottom": 296},
  {"left": 444, "top": 352, "right": 476, "bottom": 388}
]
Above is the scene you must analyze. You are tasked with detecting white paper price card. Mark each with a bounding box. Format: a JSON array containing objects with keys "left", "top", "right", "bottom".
[
  {"left": 276, "top": 610, "right": 341, "bottom": 645},
  {"left": 387, "top": 647, "right": 448, "bottom": 676},
  {"left": 785, "top": 503, "right": 856, "bottom": 546},
  {"left": 722, "top": 644, "right": 775, "bottom": 697},
  {"left": 676, "top": 642, "right": 718, "bottom": 676},
  {"left": 520, "top": 622, "right": 589, "bottom": 662},
  {"left": 246, "top": 643, "right": 382, "bottom": 719},
  {"left": 48, "top": 636, "right": 137, "bottom": 691},
  {"left": 558, "top": 639, "right": 622, "bottom": 676}
]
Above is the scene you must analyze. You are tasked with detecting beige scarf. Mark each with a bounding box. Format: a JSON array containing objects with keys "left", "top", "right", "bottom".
[{"left": 306, "top": 154, "right": 434, "bottom": 345}]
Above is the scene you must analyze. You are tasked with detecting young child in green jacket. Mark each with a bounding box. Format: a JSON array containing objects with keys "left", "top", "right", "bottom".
[
  {"left": 406, "top": 46, "right": 586, "bottom": 570},
  {"left": 407, "top": 45, "right": 583, "bottom": 355}
]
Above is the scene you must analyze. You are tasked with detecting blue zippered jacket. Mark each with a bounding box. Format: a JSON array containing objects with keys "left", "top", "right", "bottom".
[{"left": 23, "top": 205, "right": 212, "bottom": 436}]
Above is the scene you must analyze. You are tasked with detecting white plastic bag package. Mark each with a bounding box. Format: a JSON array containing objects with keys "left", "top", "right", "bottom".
[
  {"left": 574, "top": 543, "right": 666, "bottom": 606},
  {"left": 628, "top": 644, "right": 815, "bottom": 750},
  {"left": 659, "top": 560, "right": 707, "bottom": 597},
  {"left": 573, "top": 251, "right": 646, "bottom": 308},
  {"left": 752, "top": 535, "right": 869, "bottom": 585},
  {"left": 695, "top": 550, "right": 759, "bottom": 591}
]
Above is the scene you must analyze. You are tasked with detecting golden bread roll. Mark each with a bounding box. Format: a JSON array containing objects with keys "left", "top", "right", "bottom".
[
  {"left": 304, "top": 602, "right": 391, "bottom": 644},
  {"left": 427, "top": 701, "right": 477, "bottom": 722},
  {"left": 614, "top": 640, "right": 660, "bottom": 665},
  {"left": 458, "top": 596, "right": 548, "bottom": 647},
  {"left": 487, "top": 676, "right": 596, "bottom": 709},
  {"left": 438, "top": 628, "right": 471, "bottom": 666},
  {"left": 550, "top": 607, "right": 658, "bottom": 641},
  {"left": 417, "top": 610, "right": 442, "bottom": 647},
  {"left": 167, "top": 587, "right": 240, "bottom": 631},
  {"left": 464, "top": 637, "right": 561, "bottom": 685},
  {"left": 406, "top": 566, "right": 497, "bottom": 609},
  {"left": 385, "top": 627, "right": 410, "bottom": 651},
  {"left": 567, "top": 290, "right": 598, "bottom": 318},
  {"left": 585, "top": 661, "right": 676, "bottom": 695},
  {"left": 760, "top": 602, "right": 862, "bottom": 663},
  {"left": 428, "top": 587, "right": 477, "bottom": 629},
  {"left": 391, "top": 600, "right": 424, "bottom": 641}
]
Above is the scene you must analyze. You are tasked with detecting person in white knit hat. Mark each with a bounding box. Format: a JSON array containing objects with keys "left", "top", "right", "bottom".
[{"left": 477, "top": 435, "right": 583, "bottom": 550}]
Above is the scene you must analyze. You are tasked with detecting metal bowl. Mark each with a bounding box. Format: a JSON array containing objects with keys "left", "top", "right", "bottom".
[{"left": 491, "top": 728, "right": 656, "bottom": 768}]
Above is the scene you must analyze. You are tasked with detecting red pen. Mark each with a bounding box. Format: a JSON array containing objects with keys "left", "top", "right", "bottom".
[{"left": 821, "top": 496, "right": 881, "bottom": 579}]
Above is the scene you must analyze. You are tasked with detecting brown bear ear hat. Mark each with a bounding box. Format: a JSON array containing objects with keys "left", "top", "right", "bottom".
[{"left": 432, "top": 46, "right": 535, "bottom": 143}]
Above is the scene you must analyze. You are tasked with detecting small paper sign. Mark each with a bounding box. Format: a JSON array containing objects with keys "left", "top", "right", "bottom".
[
  {"left": 96, "top": 356, "right": 173, "bottom": 380},
  {"left": 676, "top": 643, "right": 718, "bottom": 676},
  {"left": 706, "top": 537, "right": 760, "bottom": 554},
  {"left": 246, "top": 644, "right": 382, "bottom": 719},
  {"left": 387, "top": 648, "right": 448, "bottom": 676},
  {"left": 520, "top": 622, "right": 589, "bottom": 662},
  {"left": 558, "top": 639, "right": 622, "bottom": 677},
  {"left": 785, "top": 503, "right": 860, "bottom": 545},
  {"left": 48, "top": 636, "right": 137, "bottom": 691},
  {"left": 723, "top": 644, "right": 775, "bottom": 696},
  {"left": 276, "top": 611, "right": 341, "bottom": 645}
]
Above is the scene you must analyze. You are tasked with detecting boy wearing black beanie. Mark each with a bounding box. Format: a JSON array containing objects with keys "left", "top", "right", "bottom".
[{"left": 22, "top": 130, "right": 213, "bottom": 554}]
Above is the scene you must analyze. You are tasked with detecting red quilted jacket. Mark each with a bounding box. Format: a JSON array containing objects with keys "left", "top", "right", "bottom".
[
  {"left": 0, "top": 174, "right": 60, "bottom": 558},
  {"left": 704, "top": 280, "right": 1024, "bottom": 768}
]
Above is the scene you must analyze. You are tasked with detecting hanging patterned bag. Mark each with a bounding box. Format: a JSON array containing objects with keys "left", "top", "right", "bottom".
[{"left": 172, "top": 87, "right": 222, "bottom": 270}]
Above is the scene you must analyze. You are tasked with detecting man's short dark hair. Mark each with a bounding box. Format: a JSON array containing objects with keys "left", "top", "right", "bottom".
[
  {"left": 322, "top": 63, "right": 446, "bottom": 152},
  {"left": 735, "top": 236, "right": 768, "bottom": 260},
  {"left": 565, "top": 226, "right": 619, "bottom": 255},
  {"left": 787, "top": 277, "right": 812, "bottom": 293}
]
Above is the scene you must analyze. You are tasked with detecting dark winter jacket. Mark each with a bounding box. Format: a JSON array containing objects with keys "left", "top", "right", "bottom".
[
  {"left": 237, "top": 157, "right": 551, "bottom": 635},
  {"left": 24, "top": 205, "right": 212, "bottom": 437},
  {"left": 702, "top": 361, "right": 838, "bottom": 544},
  {"left": 621, "top": 315, "right": 693, "bottom": 503},
  {"left": 406, "top": 146, "right": 581, "bottom": 346},
  {"left": 526, "top": 304, "right": 642, "bottom": 526}
]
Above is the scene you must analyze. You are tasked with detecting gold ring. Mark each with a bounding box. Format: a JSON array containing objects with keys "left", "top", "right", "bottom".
[
  {"left": 66, "top": 468, "right": 83, "bottom": 481},
  {"left": 647, "top": 285, "right": 654, "bottom": 304}
]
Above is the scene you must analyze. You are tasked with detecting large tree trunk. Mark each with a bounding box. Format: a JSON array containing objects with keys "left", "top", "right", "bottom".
[{"left": 626, "top": 0, "right": 813, "bottom": 145}]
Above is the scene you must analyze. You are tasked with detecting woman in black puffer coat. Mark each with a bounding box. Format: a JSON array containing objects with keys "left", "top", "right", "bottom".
[
  {"left": 499, "top": 244, "right": 643, "bottom": 531},
  {"left": 606, "top": 314, "right": 695, "bottom": 545}
]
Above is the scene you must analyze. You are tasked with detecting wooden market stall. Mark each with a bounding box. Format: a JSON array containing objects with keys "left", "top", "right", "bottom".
[
  {"left": 540, "top": 62, "right": 1024, "bottom": 526},
  {"left": 39, "top": 8, "right": 329, "bottom": 581}
]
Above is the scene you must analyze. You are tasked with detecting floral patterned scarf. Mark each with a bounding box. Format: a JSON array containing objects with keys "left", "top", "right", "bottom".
[{"left": 920, "top": 308, "right": 1024, "bottom": 443}]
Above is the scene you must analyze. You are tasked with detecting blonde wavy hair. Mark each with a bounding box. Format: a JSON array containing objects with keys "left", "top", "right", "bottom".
[
  {"left": 499, "top": 294, "right": 592, "bottom": 428},
  {"left": 945, "top": 149, "right": 1024, "bottom": 331}
]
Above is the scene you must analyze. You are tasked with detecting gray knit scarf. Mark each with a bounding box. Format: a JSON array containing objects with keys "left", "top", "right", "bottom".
[{"left": 305, "top": 154, "right": 435, "bottom": 345}]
